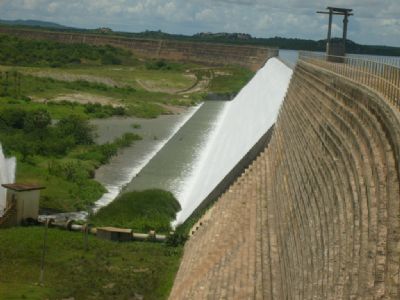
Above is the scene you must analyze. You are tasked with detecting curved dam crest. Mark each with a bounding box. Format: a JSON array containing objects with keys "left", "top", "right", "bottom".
[{"left": 175, "top": 58, "right": 293, "bottom": 224}]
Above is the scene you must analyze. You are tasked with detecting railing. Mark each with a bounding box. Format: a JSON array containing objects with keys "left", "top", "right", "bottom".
[{"left": 299, "top": 51, "right": 400, "bottom": 110}]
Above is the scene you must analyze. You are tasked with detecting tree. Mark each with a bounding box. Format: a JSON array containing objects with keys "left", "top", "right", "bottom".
[
  {"left": 23, "top": 109, "right": 51, "bottom": 132},
  {"left": 55, "top": 115, "right": 94, "bottom": 145},
  {"left": 0, "top": 107, "right": 26, "bottom": 129}
]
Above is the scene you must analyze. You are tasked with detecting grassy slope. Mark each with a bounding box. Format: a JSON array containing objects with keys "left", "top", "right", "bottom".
[
  {"left": 208, "top": 66, "right": 254, "bottom": 94},
  {"left": 16, "top": 158, "right": 106, "bottom": 212},
  {"left": 0, "top": 227, "right": 182, "bottom": 300},
  {"left": 91, "top": 190, "right": 181, "bottom": 234},
  {"left": 0, "top": 64, "right": 196, "bottom": 90}
]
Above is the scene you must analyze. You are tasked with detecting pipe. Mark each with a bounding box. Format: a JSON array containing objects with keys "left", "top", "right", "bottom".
[{"left": 38, "top": 218, "right": 167, "bottom": 242}]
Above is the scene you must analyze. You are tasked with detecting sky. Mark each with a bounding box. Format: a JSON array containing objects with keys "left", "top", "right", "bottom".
[{"left": 0, "top": 0, "right": 399, "bottom": 47}]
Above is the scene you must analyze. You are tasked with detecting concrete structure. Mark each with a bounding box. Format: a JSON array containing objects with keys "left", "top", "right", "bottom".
[
  {"left": 169, "top": 58, "right": 400, "bottom": 298},
  {"left": 317, "top": 7, "right": 353, "bottom": 58},
  {"left": 96, "top": 227, "right": 133, "bottom": 242},
  {"left": 175, "top": 58, "right": 292, "bottom": 225},
  {"left": 0, "top": 26, "right": 277, "bottom": 72},
  {"left": 0, "top": 183, "right": 44, "bottom": 227}
]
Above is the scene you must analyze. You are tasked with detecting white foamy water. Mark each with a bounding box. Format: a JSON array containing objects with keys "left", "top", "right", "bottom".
[
  {"left": 0, "top": 144, "right": 16, "bottom": 215},
  {"left": 174, "top": 58, "right": 293, "bottom": 225},
  {"left": 92, "top": 104, "right": 203, "bottom": 212}
]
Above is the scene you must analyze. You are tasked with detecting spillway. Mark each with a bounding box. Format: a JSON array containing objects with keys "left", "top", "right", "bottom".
[
  {"left": 175, "top": 58, "right": 292, "bottom": 224},
  {"left": 92, "top": 104, "right": 201, "bottom": 212},
  {"left": 0, "top": 144, "right": 16, "bottom": 214}
]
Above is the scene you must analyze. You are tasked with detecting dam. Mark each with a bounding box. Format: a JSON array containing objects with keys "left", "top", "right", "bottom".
[
  {"left": 126, "top": 57, "right": 292, "bottom": 225},
  {"left": 169, "top": 52, "right": 400, "bottom": 298},
  {"left": 0, "top": 24, "right": 399, "bottom": 299}
]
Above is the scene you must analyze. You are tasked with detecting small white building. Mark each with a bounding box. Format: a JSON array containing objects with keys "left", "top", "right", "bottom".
[{"left": 1, "top": 183, "right": 45, "bottom": 226}]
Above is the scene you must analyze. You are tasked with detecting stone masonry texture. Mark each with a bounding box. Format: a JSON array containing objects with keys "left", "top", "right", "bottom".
[{"left": 169, "top": 61, "right": 400, "bottom": 299}]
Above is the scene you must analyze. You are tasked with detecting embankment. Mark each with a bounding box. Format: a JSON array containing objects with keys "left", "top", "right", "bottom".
[
  {"left": 0, "top": 26, "right": 276, "bottom": 71},
  {"left": 169, "top": 58, "right": 400, "bottom": 298}
]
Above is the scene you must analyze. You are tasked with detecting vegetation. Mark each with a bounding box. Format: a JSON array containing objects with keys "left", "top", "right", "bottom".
[
  {"left": 208, "top": 66, "right": 254, "bottom": 94},
  {"left": 13, "top": 22, "right": 397, "bottom": 56},
  {"left": 0, "top": 106, "right": 141, "bottom": 211},
  {"left": 0, "top": 33, "right": 258, "bottom": 122},
  {"left": 0, "top": 32, "right": 255, "bottom": 212},
  {"left": 0, "top": 68, "right": 195, "bottom": 118},
  {"left": 0, "top": 227, "right": 182, "bottom": 299},
  {"left": 0, "top": 34, "right": 137, "bottom": 67},
  {"left": 145, "top": 59, "right": 184, "bottom": 71},
  {"left": 91, "top": 190, "right": 181, "bottom": 234},
  {"left": 3, "top": 21, "right": 399, "bottom": 55}
]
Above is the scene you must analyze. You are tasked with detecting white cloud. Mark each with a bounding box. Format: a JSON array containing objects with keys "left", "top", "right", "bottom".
[
  {"left": 195, "top": 8, "right": 217, "bottom": 22},
  {"left": 47, "top": 2, "right": 58, "bottom": 13}
]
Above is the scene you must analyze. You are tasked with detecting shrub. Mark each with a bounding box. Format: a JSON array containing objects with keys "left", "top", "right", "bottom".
[
  {"left": 91, "top": 189, "right": 181, "bottom": 233},
  {"left": 0, "top": 107, "right": 26, "bottom": 129},
  {"left": 76, "top": 133, "right": 141, "bottom": 164},
  {"left": 23, "top": 109, "right": 51, "bottom": 132},
  {"left": 56, "top": 115, "right": 94, "bottom": 145},
  {"left": 0, "top": 34, "right": 136, "bottom": 67},
  {"left": 48, "top": 160, "right": 89, "bottom": 183}
]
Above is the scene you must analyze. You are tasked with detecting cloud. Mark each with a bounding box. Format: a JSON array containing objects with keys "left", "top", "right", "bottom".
[{"left": 0, "top": 0, "right": 398, "bottom": 46}]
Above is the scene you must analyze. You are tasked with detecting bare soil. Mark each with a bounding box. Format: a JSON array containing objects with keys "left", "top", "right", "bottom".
[{"left": 33, "top": 92, "right": 124, "bottom": 107}]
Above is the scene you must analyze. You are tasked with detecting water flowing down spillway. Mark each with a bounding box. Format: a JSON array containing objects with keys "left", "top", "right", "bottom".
[
  {"left": 125, "top": 101, "right": 227, "bottom": 196},
  {"left": 174, "top": 58, "right": 293, "bottom": 225},
  {"left": 0, "top": 144, "right": 16, "bottom": 215}
]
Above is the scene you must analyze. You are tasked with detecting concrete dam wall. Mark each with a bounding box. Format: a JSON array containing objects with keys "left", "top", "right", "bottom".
[
  {"left": 170, "top": 59, "right": 400, "bottom": 299},
  {"left": 175, "top": 58, "right": 292, "bottom": 225},
  {"left": 0, "top": 27, "right": 275, "bottom": 71}
]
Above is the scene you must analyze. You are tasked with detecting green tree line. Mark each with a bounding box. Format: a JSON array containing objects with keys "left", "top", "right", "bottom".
[{"left": 0, "top": 34, "right": 137, "bottom": 67}]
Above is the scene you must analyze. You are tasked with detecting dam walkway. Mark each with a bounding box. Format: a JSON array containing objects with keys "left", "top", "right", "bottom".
[
  {"left": 300, "top": 51, "right": 400, "bottom": 109},
  {"left": 169, "top": 57, "right": 400, "bottom": 299}
]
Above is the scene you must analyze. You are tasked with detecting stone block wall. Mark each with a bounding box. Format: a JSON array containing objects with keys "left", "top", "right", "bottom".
[{"left": 169, "top": 60, "right": 400, "bottom": 299}]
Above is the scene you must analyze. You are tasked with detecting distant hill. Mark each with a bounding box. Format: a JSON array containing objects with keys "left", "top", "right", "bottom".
[{"left": 0, "top": 19, "right": 69, "bottom": 29}]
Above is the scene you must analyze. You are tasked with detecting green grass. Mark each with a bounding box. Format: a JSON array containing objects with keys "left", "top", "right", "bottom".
[
  {"left": 0, "top": 227, "right": 182, "bottom": 299},
  {"left": 0, "top": 71, "right": 195, "bottom": 118},
  {"left": 0, "top": 34, "right": 138, "bottom": 67},
  {"left": 0, "top": 107, "right": 141, "bottom": 212},
  {"left": 0, "top": 61, "right": 197, "bottom": 90},
  {"left": 91, "top": 190, "right": 181, "bottom": 234},
  {"left": 208, "top": 66, "right": 254, "bottom": 94},
  {"left": 0, "top": 96, "right": 88, "bottom": 119},
  {"left": 16, "top": 159, "right": 106, "bottom": 212},
  {"left": 12, "top": 133, "right": 141, "bottom": 212}
]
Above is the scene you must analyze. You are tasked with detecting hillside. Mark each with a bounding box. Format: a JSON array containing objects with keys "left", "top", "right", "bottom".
[
  {"left": 0, "top": 19, "right": 69, "bottom": 29},
  {"left": 0, "top": 20, "right": 399, "bottom": 56}
]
